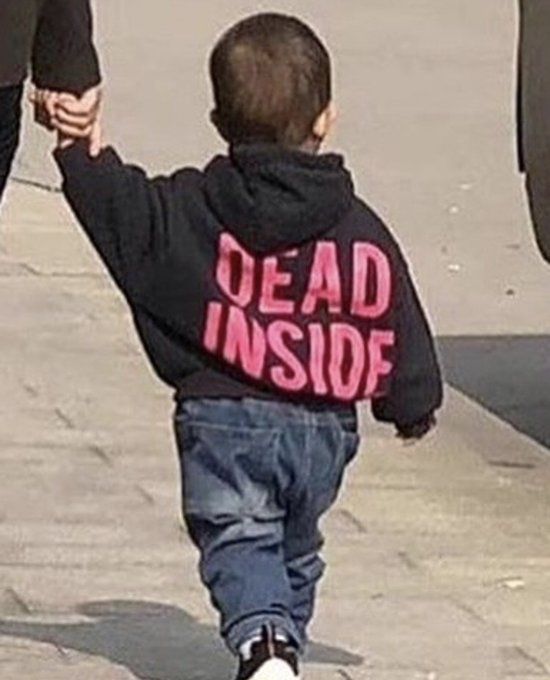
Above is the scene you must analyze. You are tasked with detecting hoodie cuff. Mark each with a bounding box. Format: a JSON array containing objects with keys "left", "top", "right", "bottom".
[{"left": 53, "top": 140, "right": 116, "bottom": 173}]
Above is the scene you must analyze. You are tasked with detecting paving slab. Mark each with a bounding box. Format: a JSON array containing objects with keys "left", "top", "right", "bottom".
[{"left": 0, "top": 637, "right": 133, "bottom": 679}]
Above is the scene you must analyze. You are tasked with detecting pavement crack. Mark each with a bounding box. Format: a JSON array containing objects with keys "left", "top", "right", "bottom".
[
  {"left": 22, "top": 382, "right": 39, "bottom": 398},
  {"left": 19, "top": 262, "right": 41, "bottom": 276},
  {"left": 337, "top": 509, "right": 367, "bottom": 534},
  {"left": 489, "top": 460, "right": 536, "bottom": 470},
  {"left": 451, "top": 599, "right": 486, "bottom": 624},
  {"left": 501, "top": 645, "right": 549, "bottom": 676},
  {"left": 397, "top": 550, "right": 419, "bottom": 571},
  {"left": 88, "top": 444, "right": 114, "bottom": 467},
  {"left": 337, "top": 671, "right": 354, "bottom": 680},
  {"left": 54, "top": 408, "right": 75, "bottom": 430},
  {"left": 135, "top": 485, "right": 156, "bottom": 506},
  {"left": 11, "top": 176, "right": 61, "bottom": 193},
  {"left": 3, "top": 587, "right": 33, "bottom": 615}
]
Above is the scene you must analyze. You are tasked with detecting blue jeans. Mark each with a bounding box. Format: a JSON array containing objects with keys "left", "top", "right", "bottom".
[
  {"left": 0, "top": 85, "right": 23, "bottom": 204},
  {"left": 174, "top": 398, "right": 360, "bottom": 655}
]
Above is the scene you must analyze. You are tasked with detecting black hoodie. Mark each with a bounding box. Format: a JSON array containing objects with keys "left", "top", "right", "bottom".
[{"left": 55, "top": 143, "right": 443, "bottom": 429}]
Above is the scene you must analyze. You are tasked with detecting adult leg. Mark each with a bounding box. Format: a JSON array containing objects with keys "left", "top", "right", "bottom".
[
  {"left": 526, "top": 169, "right": 550, "bottom": 264},
  {"left": 0, "top": 85, "right": 23, "bottom": 204},
  {"left": 518, "top": 0, "right": 550, "bottom": 263}
]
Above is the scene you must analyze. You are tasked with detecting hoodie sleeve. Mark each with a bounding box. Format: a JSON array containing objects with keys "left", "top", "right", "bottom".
[
  {"left": 31, "top": 0, "right": 101, "bottom": 94},
  {"left": 54, "top": 142, "right": 172, "bottom": 295},
  {"left": 372, "top": 251, "right": 443, "bottom": 430}
]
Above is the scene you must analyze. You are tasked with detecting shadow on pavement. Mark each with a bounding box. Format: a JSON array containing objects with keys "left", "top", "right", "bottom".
[
  {"left": 0, "top": 600, "right": 363, "bottom": 680},
  {"left": 440, "top": 335, "right": 550, "bottom": 450}
]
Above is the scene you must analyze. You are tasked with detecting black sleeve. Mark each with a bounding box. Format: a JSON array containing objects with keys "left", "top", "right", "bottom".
[
  {"left": 31, "top": 0, "right": 101, "bottom": 94},
  {"left": 54, "top": 142, "right": 172, "bottom": 295},
  {"left": 372, "top": 253, "right": 443, "bottom": 429}
]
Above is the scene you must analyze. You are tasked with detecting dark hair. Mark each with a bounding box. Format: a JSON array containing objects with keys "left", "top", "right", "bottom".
[{"left": 210, "top": 13, "right": 332, "bottom": 147}]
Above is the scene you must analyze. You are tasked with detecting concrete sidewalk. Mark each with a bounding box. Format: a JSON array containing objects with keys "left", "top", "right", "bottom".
[
  {"left": 3, "top": 0, "right": 550, "bottom": 676},
  {"left": 1, "top": 182, "right": 550, "bottom": 680}
]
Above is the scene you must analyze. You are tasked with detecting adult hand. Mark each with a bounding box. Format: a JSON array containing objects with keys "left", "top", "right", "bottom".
[
  {"left": 32, "top": 86, "right": 103, "bottom": 157},
  {"left": 54, "top": 87, "right": 103, "bottom": 157},
  {"left": 53, "top": 86, "right": 102, "bottom": 135}
]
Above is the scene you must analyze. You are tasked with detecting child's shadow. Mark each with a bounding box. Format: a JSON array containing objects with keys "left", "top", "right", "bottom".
[{"left": 0, "top": 600, "right": 363, "bottom": 679}]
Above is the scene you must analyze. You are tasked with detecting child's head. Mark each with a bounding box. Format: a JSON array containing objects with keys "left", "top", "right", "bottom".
[{"left": 210, "top": 13, "right": 335, "bottom": 149}]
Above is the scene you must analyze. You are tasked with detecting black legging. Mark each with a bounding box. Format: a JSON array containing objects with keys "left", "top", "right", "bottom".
[
  {"left": 0, "top": 84, "right": 23, "bottom": 203},
  {"left": 526, "top": 170, "right": 550, "bottom": 263},
  {"left": 517, "top": 0, "right": 550, "bottom": 263}
]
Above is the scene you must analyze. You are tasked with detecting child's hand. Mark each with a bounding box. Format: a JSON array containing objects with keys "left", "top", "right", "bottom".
[
  {"left": 30, "top": 88, "right": 59, "bottom": 130},
  {"left": 55, "top": 117, "right": 103, "bottom": 157},
  {"left": 397, "top": 413, "right": 437, "bottom": 444}
]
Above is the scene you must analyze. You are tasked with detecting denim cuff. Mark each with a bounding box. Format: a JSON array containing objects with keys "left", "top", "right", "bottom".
[{"left": 225, "top": 613, "right": 304, "bottom": 656}]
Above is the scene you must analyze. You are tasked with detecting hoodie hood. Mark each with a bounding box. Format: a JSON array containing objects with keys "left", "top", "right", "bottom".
[{"left": 204, "top": 144, "right": 355, "bottom": 256}]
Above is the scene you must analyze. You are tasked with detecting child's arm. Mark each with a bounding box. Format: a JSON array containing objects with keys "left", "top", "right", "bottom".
[
  {"left": 372, "top": 255, "right": 443, "bottom": 440},
  {"left": 53, "top": 141, "right": 180, "bottom": 295}
]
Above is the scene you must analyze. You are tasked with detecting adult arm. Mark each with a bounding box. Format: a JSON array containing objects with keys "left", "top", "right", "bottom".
[
  {"left": 31, "top": 0, "right": 101, "bottom": 95},
  {"left": 0, "top": 0, "right": 40, "bottom": 87}
]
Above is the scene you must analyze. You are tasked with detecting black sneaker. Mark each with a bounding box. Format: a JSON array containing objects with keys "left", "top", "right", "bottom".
[{"left": 236, "top": 625, "right": 300, "bottom": 680}]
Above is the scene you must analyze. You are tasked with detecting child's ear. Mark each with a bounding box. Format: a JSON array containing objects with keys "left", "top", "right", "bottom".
[{"left": 313, "top": 102, "right": 337, "bottom": 142}]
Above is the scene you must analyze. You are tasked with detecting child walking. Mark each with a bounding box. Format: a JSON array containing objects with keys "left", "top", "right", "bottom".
[{"left": 52, "top": 13, "right": 442, "bottom": 680}]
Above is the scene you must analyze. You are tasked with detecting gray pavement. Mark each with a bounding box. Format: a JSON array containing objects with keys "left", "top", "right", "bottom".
[{"left": 2, "top": 1, "right": 550, "bottom": 678}]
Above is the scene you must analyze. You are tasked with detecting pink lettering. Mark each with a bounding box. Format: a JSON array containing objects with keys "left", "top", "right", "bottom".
[
  {"left": 302, "top": 242, "right": 342, "bottom": 315},
  {"left": 268, "top": 321, "right": 308, "bottom": 392},
  {"left": 365, "top": 330, "right": 395, "bottom": 396},
  {"left": 328, "top": 324, "right": 365, "bottom": 401},
  {"left": 259, "top": 255, "right": 296, "bottom": 315},
  {"left": 216, "top": 233, "right": 255, "bottom": 308},
  {"left": 203, "top": 302, "right": 223, "bottom": 352},
  {"left": 308, "top": 323, "right": 328, "bottom": 396},
  {"left": 224, "top": 305, "right": 266, "bottom": 379},
  {"left": 351, "top": 243, "right": 392, "bottom": 319}
]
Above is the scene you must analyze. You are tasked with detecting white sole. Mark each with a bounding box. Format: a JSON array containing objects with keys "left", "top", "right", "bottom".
[{"left": 248, "top": 658, "right": 300, "bottom": 680}]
